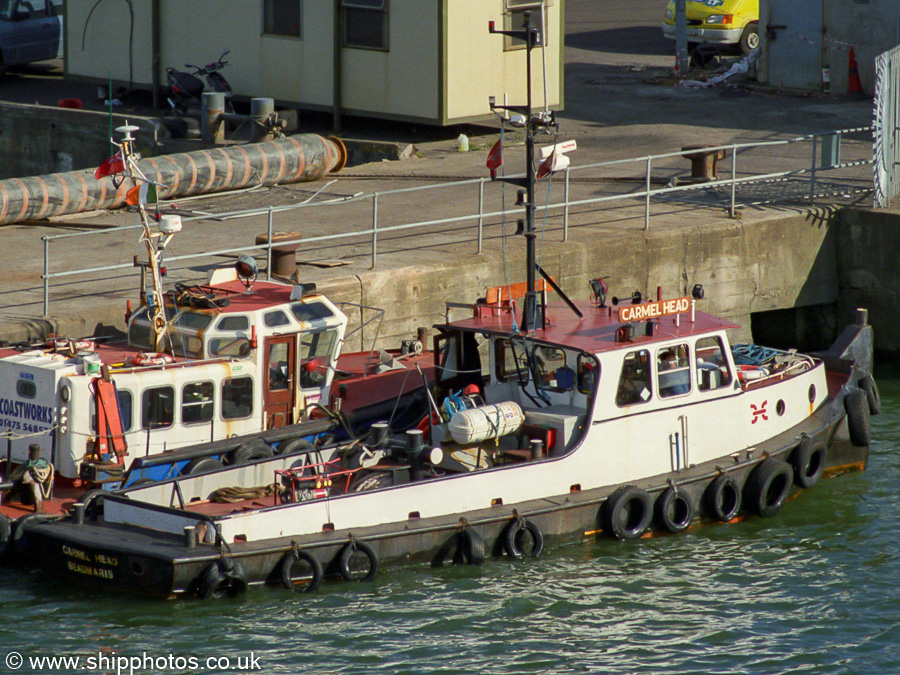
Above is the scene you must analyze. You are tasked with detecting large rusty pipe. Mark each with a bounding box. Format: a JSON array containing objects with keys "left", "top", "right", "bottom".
[{"left": 0, "top": 134, "right": 347, "bottom": 226}]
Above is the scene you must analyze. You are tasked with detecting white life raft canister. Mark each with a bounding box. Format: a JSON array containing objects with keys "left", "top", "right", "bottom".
[{"left": 448, "top": 401, "right": 525, "bottom": 444}]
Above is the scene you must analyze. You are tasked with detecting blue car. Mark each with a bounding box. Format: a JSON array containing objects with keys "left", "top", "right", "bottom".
[{"left": 0, "top": 0, "right": 62, "bottom": 71}]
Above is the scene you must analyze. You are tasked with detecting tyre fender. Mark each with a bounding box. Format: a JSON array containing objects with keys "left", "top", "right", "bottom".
[
  {"left": 227, "top": 438, "right": 273, "bottom": 465},
  {"left": 280, "top": 548, "right": 323, "bottom": 592},
  {"left": 655, "top": 486, "right": 695, "bottom": 534},
  {"left": 276, "top": 438, "right": 315, "bottom": 456},
  {"left": 432, "top": 527, "right": 486, "bottom": 567},
  {"left": 844, "top": 389, "right": 871, "bottom": 447},
  {"left": 197, "top": 558, "right": 248, "bottom": 599},
  {"left": 744, "top": 458, "right": 793, "bottom": 518},
  {"left": 859, "top": 375, "right": 881, "bottom": 416},
  {"left": 790, "top": 437, "right": 827, "bottom": 489},
  {"left": 704, "top": 474, "right": 741, "bottom": 522},
  {"left": 602, "top": 485, "right": 653, "bottom": 539},
  {"left": 503, "top": 518, "right": 544, "bottom": 558},
  {"left": 338, "top": 540, "right": 379, "bottom": 582},
  {"left": 181, "top": 457, "right": 226, "bottom": 476},
  {"left": 0, "top": 514, "right": 9, "bottom": 558}
]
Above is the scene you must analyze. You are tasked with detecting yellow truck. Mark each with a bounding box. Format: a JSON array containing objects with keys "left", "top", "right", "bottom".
[{"left": 662, "top": 0, "right": 759, "bottom": 55}]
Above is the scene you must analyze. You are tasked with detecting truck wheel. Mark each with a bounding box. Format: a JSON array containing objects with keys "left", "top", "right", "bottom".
[{"left": 740, "top": 23, "right": 759, "bottom": 55}]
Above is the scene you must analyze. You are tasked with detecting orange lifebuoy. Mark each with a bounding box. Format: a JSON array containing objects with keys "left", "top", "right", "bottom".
[
  {"left": 129, "top": 352, "right": 174, "bottom": 367},
  {"left": 54, "top": 338, "right": 95, "bottom": 352}
]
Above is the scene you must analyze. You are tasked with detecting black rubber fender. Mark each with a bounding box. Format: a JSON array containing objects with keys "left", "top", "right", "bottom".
[
  {"left": 181, "top": 457, "right": 226, "bottom": 476},
  {"left": 704, "top": 474, "right": 742, "bottom": 522},
  {"left": 8, "top": 514, "right": 57, "bottom": 566},
  {"left": 228, "top": 438, "right": 273, "bottom": 465},
  {"left": 280, "top": 548, "right": 323, "bottom": 592},
  {"left": 431, "top": 528, "right": 486, "bottom": 567},
  {"left": 859, "top": 375, "right": 881, "bottom": 416},
  {"left": 0, "top": 513, "right": 11, "bottom": 559},
  {"left": 338, "top": 540, "right": 379, "bottom": 582},
  {"left": 655, "top": 486, "right": 695, "bottom": 534},
  {"left": 790, "top": 437, "right": 827, "bottom": 489},
  {"left": 602, "top": 485, "right": 653, "bottom": 539},
  {"left": 197, "top": 559, "right": 248, "bottom": 599},
  {"left": 275, "top": 437, "right": 315, "bottom": 456},
  {"left": 744, "top": 458, "right": 793, "bottom": 518},
  {"left": 503, "top": 519, "right": 544, "bottom": 558},
  {"left": 844, "top": 389, "right": 871, "bottom": 447}
]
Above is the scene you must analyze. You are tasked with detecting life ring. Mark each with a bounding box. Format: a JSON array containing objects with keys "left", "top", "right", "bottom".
[
  {"left": 655, "top": 486, "right": 695, "bottom": 534},
  {"left": 432, "top": 528, "right": 486, "bottom": 567},
  {"left": 227, "top": 438, "right": 274, "bottom": 465},
  {"left": 703, "top": 474, "right": 741, "bottom": 522},
  {"left": 602, "top": 485, "right": 653, "bottom": 539},
  {"left": 54, "top": 338, "right": 95, "bottom": 352},
  {"left": 338, "top": 540, "right": 379, "bottom": 582},
  {"left": 129, "top": 352, "right": 174, "bottom": 367},
  {"left": 790, "top": 437, "right": 827, "bottom": 489},
  {"left": 844, "top": 389, "right": 871, "bottom": 447},
  {"left": 197, "top": 558, "right": 248, "bottom": 599},
  {"left": 503, "top": 518, "right": 544, "bottom": 558},
  {"left": 859, "top": 375, "right": 881, "bottom": 416},
  {"left": 280, "top": 548, "right": 323, "bottom": 592},
  {"left": 743, "top": 458, "right": 793, "bottom": 518}
]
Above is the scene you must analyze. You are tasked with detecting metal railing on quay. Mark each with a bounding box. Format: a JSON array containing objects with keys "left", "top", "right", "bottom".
[{"left": 39, "top": 126, "right": 874, "bottom": 317}]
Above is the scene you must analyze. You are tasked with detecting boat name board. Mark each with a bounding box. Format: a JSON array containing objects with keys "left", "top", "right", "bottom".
[
  {"left": 618, "top": 297, "right": 691, "bottom": 323},
  {"left": 62, "top": 545, "right": 117, "bottom": 579}
]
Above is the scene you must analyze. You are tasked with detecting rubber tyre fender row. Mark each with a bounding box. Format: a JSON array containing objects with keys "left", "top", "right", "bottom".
[
  {"left": 276, "top": 438, "right": 315, "bottom": 457},
  {"left": 844, "top": 389, "right": 871, "bottom": 448},
  {"left": 503, "top": 519, "right": 544, "bottom": 558},
  {"left": 704, "top": 474, "right": 741, "bottom": 523},
  {"left": 181, "top": 457, "right": 226, "bottom": 476},
  {"left": 432, "top": 528, "right": 486, "bottom": 567},
  {"left": 338, "top": 540, "right": 379, "bottom": 582},
  {"left": 859, "top": 375, "right": 881, "bottom": 416},
  {"left": 790, "top": 437, "right": 827, "bottom": 489},
  {"left": 655, "top": 487, "right": 695, "bottom": 534},
  {"left": 280, "top": 548, "right": 323, "bottom": 592},
  {"left": 197, "top": 558, "right": 248, "bottom": 599},
  {"left": 227, "top": 438, "right": 273, "bottom": 465},
  {"left": 602, "top": 485, "right": 653, "bottom": 540},
  {"left": 743, "top": 458, "right": 793, "bottom": 518}
]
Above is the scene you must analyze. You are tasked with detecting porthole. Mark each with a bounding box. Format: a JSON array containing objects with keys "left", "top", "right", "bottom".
[
  {"left": 776, "top": 399, "right": 785, "bottom": 416},
  {"left": 808, "top": 384, "right": 816, "bottom": 404}
]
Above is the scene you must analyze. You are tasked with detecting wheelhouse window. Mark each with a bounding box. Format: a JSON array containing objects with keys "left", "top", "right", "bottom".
[
  {"left": 128, "top": 306, "right": 176, "bottom": 351},
  {"left": 657, "top": 344, "right": 691, "bottom": 398},
  {"left": 577, "top": 354, "right": 600, "bottom": 394},
  {"left": 299, "top": 331, "right": 337, "bottom": 388},
  {"left": 616, "top": 349, "right": 652, "bottom": 407},
  {"left": 141, "top": 386, "right": 175, "bottom": 430},
  {"left": 117, "top": 389, "right": 133, "bottom": 432},
  {"left": 182, "top": 381, "right": 214, "bottom": 425},
  {"left": 216, "top": 315, "right": 250, "bottom": 331},
  {"left": 695, "top": 336, "right": 733, "bottom": 391},
  {"left": 263, "top": 0, "right": 302, "bottom": 38},
  {"left": 496, "top": 338, "right": 530, "bottom": 383},
  {"left": 291, "top": 301, "right": 334, "bottom": 322},
  {"left": 222, "top": 377, "right": 254, "bottom": 419},
  {"left": 267, "top": 342, "right": 290, "bottom": 391},
  {"left": 342, "top": 0, "right": 388, "bottom": 51},
  {"left": 264, "top": 310, "right": 291, "bottom": 327},
  {"left": 534, "top": 346, "right": 572, "bottom": 392}
]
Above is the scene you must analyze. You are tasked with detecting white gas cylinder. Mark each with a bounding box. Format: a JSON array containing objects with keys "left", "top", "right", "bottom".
[{"left": 448, "top": 401, "right": 525, "bottom": 444}]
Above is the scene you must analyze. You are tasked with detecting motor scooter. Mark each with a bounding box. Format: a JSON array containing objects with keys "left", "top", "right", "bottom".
[{"left": 165, "top": 49, "right": 234, "bottom": 116}]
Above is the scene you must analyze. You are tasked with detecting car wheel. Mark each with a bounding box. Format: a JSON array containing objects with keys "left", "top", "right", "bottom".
[{"left": 740, "top": 22, "right": 759, "bottom": 55}]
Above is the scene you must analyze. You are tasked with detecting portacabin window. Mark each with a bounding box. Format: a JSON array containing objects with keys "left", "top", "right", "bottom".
[
  {"left": 503, "top": 0, "right": 547, "bottom": 51},
  {"left": 342, "top": 0, "right": 388, "bottom": 51},
  {"left": 615, "top": 349, "right": 652, "bottom": 407},
  {"left": 263, "top": 0, "right": 302, "bottom": 38},
  {"left": 142, "top": 386, "right": 175, "bottom": 430}
]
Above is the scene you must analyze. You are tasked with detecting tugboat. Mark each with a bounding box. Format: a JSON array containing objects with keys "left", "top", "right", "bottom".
[
  {"left": 0, "top": 125, "right": 433, "bottom": 521},
  {"left": 21, "top": 12, "right": 878, "bottom": 598}
]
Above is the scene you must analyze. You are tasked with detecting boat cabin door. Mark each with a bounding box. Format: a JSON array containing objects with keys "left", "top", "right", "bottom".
[{"left": 264, "top": 335, "right": 296, "bottom": 429}]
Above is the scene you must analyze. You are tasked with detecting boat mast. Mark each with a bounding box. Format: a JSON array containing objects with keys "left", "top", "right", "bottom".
[
  {"left": 489, "top": 11, "right": 547, "bottom": 331},
  {"left": 117, "top": 124, "right": 169, "bottom": 352}
]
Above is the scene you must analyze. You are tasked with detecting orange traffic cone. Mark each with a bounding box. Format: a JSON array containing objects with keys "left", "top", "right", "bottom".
[{"left": 848, "top": 47, "right": 863, "bottom": 93}]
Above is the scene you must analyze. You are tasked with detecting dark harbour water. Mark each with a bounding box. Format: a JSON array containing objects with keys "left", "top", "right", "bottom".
[{"left": 2, "top": 373, "right": 899, "bottom": 675}]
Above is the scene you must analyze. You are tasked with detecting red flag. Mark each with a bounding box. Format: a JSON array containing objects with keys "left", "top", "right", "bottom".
[
  {"left": 94, "top": 151, "right": 125, "bottom": 179},
  {"left": 486, "top": 138, "right": 503, "bottom": 178},
  {"left": 536, "top": 150, "right": 554, "bottom": 180}
]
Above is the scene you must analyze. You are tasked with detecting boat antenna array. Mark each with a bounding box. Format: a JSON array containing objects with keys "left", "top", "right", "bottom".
[
  {"left": 115, "top": 123, "right": 171, "bottom": 352},
  {"left": 488, "top": 11, "right": 558, "bottom": 332}
]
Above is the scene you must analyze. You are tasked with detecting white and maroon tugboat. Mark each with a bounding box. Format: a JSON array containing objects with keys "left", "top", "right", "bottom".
[
  {"left": 22, "top": 14, "right": 878, "bottom": 598},
  {"left": 0, "top": 125, "right": 433, "bottom": 523}
]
